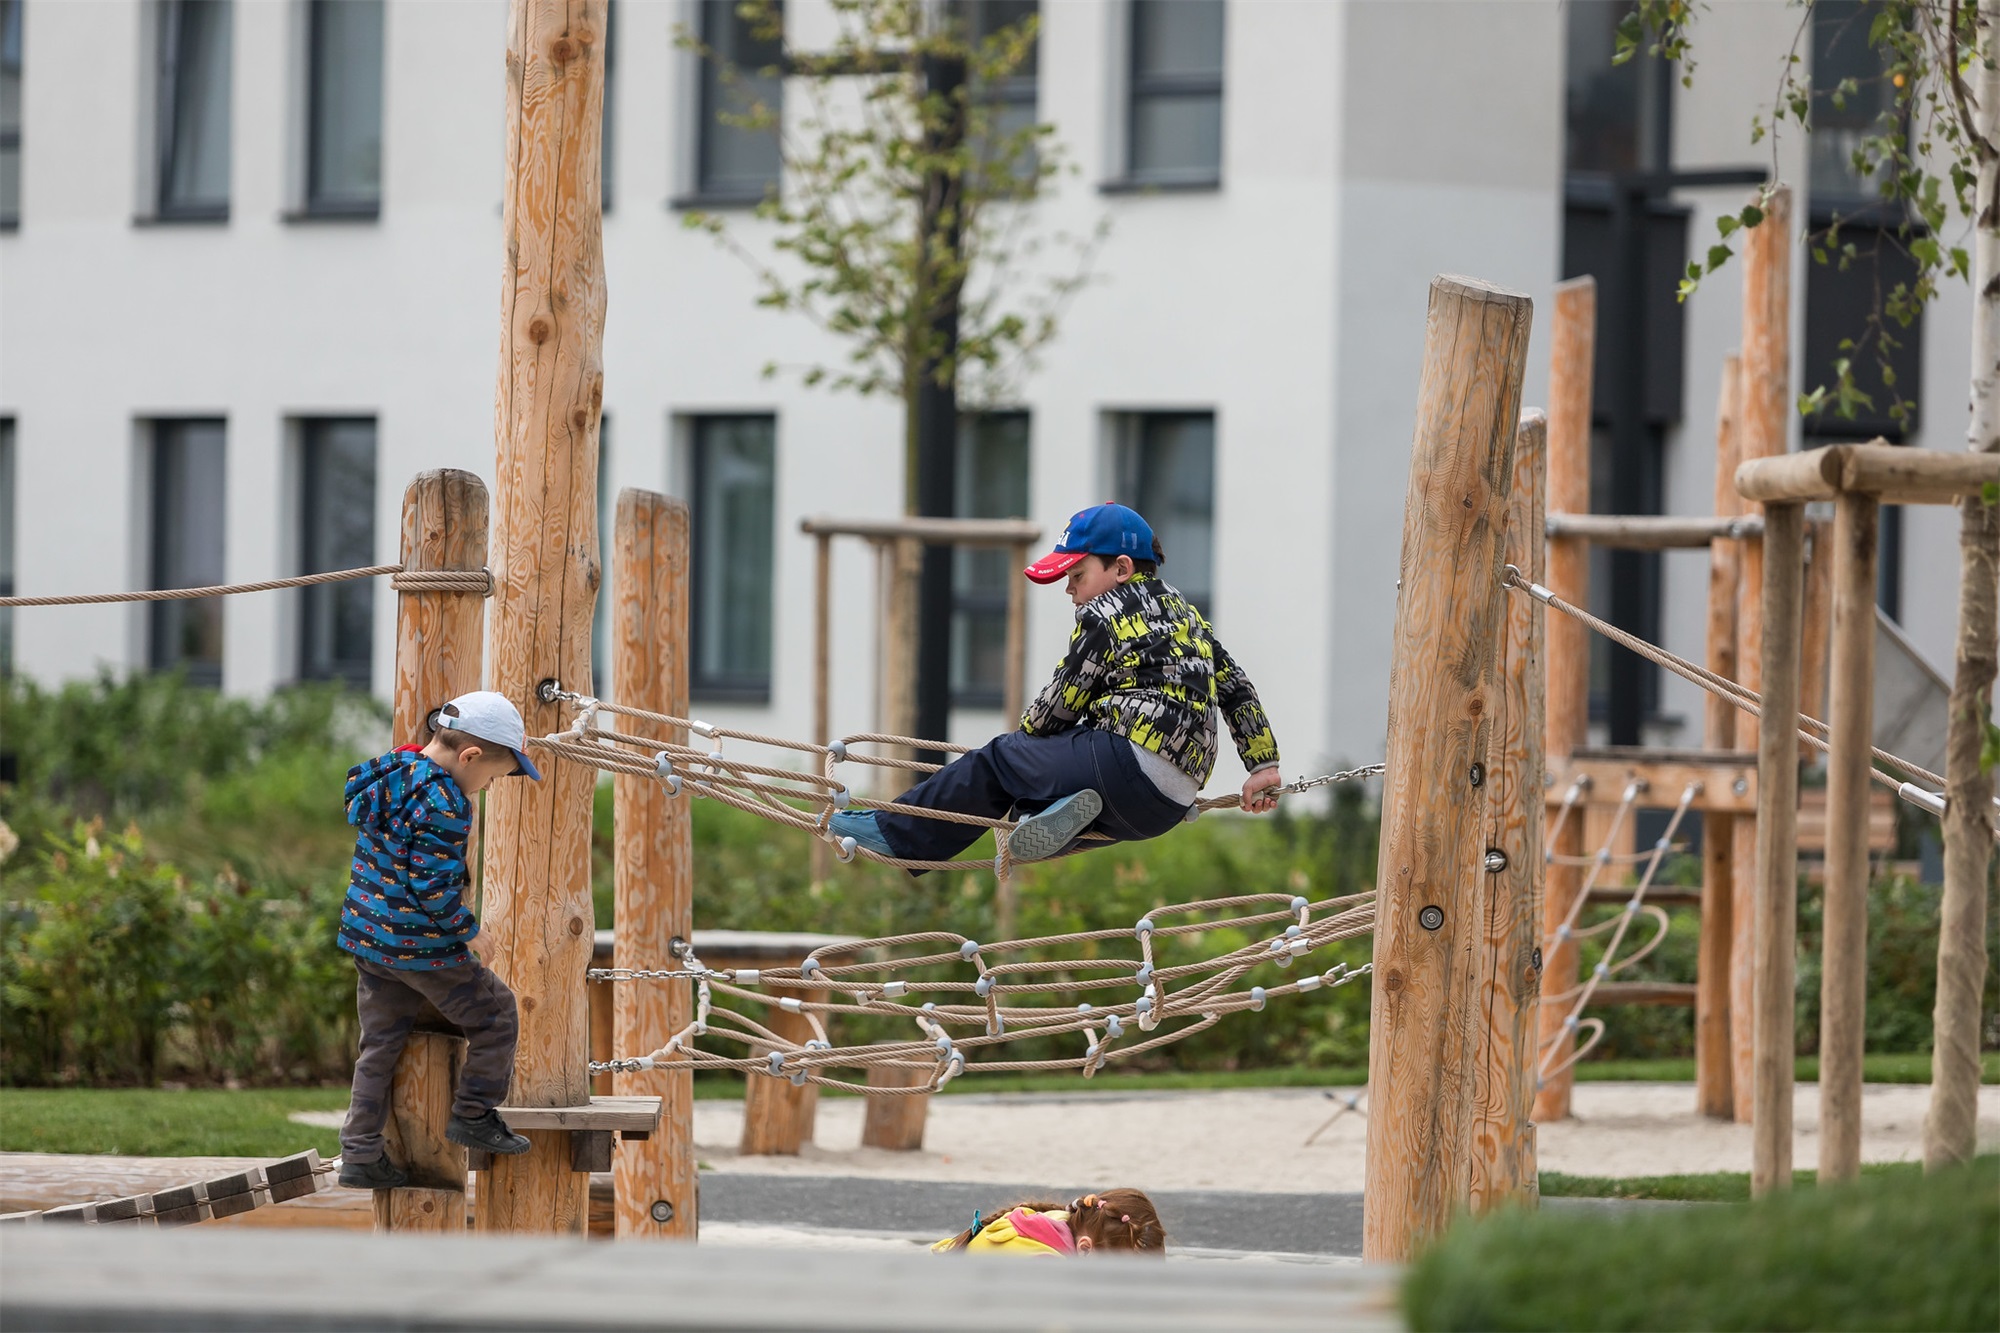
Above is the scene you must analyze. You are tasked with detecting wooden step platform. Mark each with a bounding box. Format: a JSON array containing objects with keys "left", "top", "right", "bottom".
[{"left": 470, "top": 1095, "right": 663, "bottom": 1173}]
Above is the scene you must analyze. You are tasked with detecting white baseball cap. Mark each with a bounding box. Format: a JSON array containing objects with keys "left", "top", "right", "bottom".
[{"left": 435, "top": 690, "right": 544, "bottom": 780}]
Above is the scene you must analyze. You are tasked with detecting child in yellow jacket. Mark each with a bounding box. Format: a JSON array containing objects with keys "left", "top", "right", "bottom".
[{"left": 931, "top": 1189, "right": 1165, "bottom": 1256}]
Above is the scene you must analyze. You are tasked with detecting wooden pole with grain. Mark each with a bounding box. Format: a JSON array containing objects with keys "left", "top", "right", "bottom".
[
  {"left": 1362, "top": 274, "right": 1533, "bottom": 1263},
  {"left": 610, "top": 489, "right": 696, "bottom": 1239},
  {"left": 1534, "top": 275, "right": 1594, "bottom": 1124},
  {"left": 477, "top": 0, "right": 608, "bottom": 1235},
  {"left": 811, "top": 532, "right": 833, "bottom": 885},
  {"left": 1817, "top": 491, "right": 1878, "bottom": 1184},
  {"left": 377, "top": 469, "right": 491, "bottom": 1233},
  {"left": 1731, "top": 185, "right": 1792, "bottom": 1123},
  {"left": 1798, "top": 519, "right": 1835, "bottom": 756},
  {"left": 1750, "top": 499, "right": 1806, "bottom": 1198},
  {"left": 1697, "top": 357, "right": 1743, "bottom": 1119},
  {"left": 1469, "top": 409, "right": 1547, "bottom": 1214}
]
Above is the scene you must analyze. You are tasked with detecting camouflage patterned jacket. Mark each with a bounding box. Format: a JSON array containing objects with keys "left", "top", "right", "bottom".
[
  {"left": 336, "top": 749, "right": 479, "bottom": 970},
  {"left": 1019, "top": 575, "right": 1279, "bottom": 785}
]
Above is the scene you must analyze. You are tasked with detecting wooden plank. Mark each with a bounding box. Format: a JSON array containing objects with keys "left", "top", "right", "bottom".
[
  {"left": 89, "top": 1195, "right": 154, "bottom": 1226},
  {"left": 494, "top": 1098, "right": 662, "bottom": 1133},
  {"left": 1469, "top": 410, "right": 1546, "bottom": 1215},
  {"left": 1535, "top": 274, "right": 1594, "bottom": 1127},
  {"left": 798, "top": 515, "right": 1042, "bottom": 544},
  {"left": 262, "top": 1151, "right": 326, "bottom": 1205},
  {"left": 1363, "top": 273, "right": 1533, "bottom": 1264},
  {"left": 610, "top": 489, "right": 697, "bottom": 1242},
  {"left": 202, "top": 1168, "right": 266, "bottom": 1221},
  {"left": 1736, "top": 441, "right": 2000, "bottom": 504},
  {"left": 477, "top": 0, "right": 610, "bottom": 1237},
  {"left": 1819, "top": 492, "right": 1878, "bottom": 1184},
  {"left": 149, "top": 1183, "right": 210, "bottom": 1229},
  {"left": 1753, "top": 501, "right": 1806, "bottom": 1198},
  {"left": 1795, "top": 787, "right": 1898, "bottom": 853},
  {"left": 1699, "top": 354, "right": 1744, "bottom": 1120},
  {"left": 1542, "top": 754, "right": 1757, "bottom": 813},
  {"left": 1585, "top": 982, "right": 1698, "bottom": 1007},
  {"left": 1542, "top": 512, "right": 1763, "bottom": 548},
  {"left": 40, "top": 1202, "right": 96, "bottom": 1224},
  {"left": 373, "top": 1030, "right": 467, "bottom": 1232}
]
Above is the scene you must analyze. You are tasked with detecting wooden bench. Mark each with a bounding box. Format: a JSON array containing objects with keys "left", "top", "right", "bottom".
[{"left": 589, "top": 929, "right": 933, "bottom": 1155}]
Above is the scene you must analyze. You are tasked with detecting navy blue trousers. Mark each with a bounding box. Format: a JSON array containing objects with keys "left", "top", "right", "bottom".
[{"left": 873, "top": 727, "right": 1192, "bottom": 872}]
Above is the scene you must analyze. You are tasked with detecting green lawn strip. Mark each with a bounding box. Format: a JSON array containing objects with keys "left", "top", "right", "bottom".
[
  {"left": 1406, "top": 1155, "right": 1999, "bottom": 1332},
  {"left": 1541, "top": 1158, "right": 1925, "bottom": 1203},
  {"left": 0, "top": 1088, "right": 345, "bottom": 1159}
]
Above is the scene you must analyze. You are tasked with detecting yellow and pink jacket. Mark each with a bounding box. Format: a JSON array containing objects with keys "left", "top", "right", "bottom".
[{"left": 931, "top": 1207, "right": 1076, "bottom": 1255}]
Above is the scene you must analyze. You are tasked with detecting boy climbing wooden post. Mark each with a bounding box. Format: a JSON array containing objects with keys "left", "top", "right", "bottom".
[{"left": 828, "top": 502, "right": 1284, "bottom": 866}]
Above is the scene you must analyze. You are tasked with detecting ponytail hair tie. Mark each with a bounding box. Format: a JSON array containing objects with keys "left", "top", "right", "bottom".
[{"left": 1121, "top": 1214, "right": 1132, "bottom": 1223}]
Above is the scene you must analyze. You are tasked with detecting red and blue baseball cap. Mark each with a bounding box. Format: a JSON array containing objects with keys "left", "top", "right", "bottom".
[{"left": 1023, "top": 503, "right": 1159, "bottom": 585}]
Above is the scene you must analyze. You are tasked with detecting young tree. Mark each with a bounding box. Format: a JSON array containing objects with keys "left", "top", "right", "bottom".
[
  {"left": 1625, "top": 0, "right": 1996, "bottom": 1171},
  {"left": 683, "top": 0, "right": 1103, "bottom": 744}
]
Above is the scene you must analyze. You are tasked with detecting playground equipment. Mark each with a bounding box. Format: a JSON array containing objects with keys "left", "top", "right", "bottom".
[{"left": 0, "top": 1152, "right": 334, "bottom": 1227}]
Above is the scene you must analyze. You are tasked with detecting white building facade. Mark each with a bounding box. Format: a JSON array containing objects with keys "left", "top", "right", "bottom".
[{"left": 0, "top": 0, "right": 1972, "bottom": 794}]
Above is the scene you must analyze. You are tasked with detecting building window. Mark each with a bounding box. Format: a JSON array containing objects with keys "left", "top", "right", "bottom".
[
  {"left": 297, "top": 419, "right": 375, "bottom": 689},
  {"left": 306, "top": 0, "right": 383, "bottom": 216},
  {"left": 150, "top": 420, "right": 227, "bottom": 686},
  {"left": 1113, "top": 412, "right": 1214, "bottom": 613},
  {"left": 1125, "top": 0, "right": 1223, "bottom": 187},
  {"left": 958, "top": 0, "right": 1037, "bottom": 178},
  {"left": 1808, "top": 0, "right": 1901, "bottom": 209},
  {"left": 0, "top": 418, "right": 14, "bottom": 675},
  {"left": 601, "top": 0, "right": 616, "bottom": 212},
  {"left": 156, "top": 0, "right": 233, "bottom": 220},
  {"left": 951, "top": 412, "right": 1029, "bottom": 709},
  {"left": 689, "top": 415, "right": 775, "bottom": 701},
  {"left": 691, "top": 0, "right": 782, "bottom": 204},
  {"left": 0, "top": 0, "right": 22, "bottom": 228},
  {"left": 1563, "top": 0, "right": 1670, "bottom": 176}
]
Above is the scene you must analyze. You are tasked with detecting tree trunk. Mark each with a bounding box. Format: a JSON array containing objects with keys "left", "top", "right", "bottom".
[{"left": 1926, "top": 0, "right": 2000, "bottom": 1171}]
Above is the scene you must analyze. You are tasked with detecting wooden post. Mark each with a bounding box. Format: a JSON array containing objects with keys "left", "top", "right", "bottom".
[
  {"left": 1003, "top": 541, "right": 1030, "bottom": 726},
  {"left": 1534, "top": 275, "right": 1594, "bottom": 1124},
  {"left": 1470, "top": 410, "right": 1547, "bottom": 1214},
  {"left": 811, "top": 532, "right": 832, "bottom": 885},
  {"left": 1751, "top": 501, "right": 1805, "bottom": 1198},
  {"left": 740, "top": 996, "right": 821, "bottom": 1156},
  {"left": 1818, "top": 492, "right": 1877, "bottom": 1184},
  {"left": 1799, "top": 519, "right": 1835, "bottom": 757},
  {"left": 1732, "top": 185, "right": 1791, "bottom": 1124},
  {"left": 1363, "top": 274, "right": 1532, "bottom": 1263},
  {"left": 1698, "top": 357, "right": 1743, "bottom": 1120},
  {"left": 588, "top": 984, "right": 613, "bottom": 1097},
  {"left": 611, "top": 489, "right": 696, "bottom": 1239},
  {"left": 380, "top": 468, "right": 490, "bottom": 1233},
  {"left": 861, "top": 1064, "right": 932, "bottom": 1151},
  {"left": 477, "top": 0, "right": 608, "bottom": 1235}
]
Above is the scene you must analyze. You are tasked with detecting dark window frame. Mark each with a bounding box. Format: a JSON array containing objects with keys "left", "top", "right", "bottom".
[
  {"left": 1112, "top": 410, "right": 1216, "bottom": 616},
  {"left": 148, "top": 418, "right": 228, "bottom": 687},
  {"left": 154, "top": 0, "right": 233, "bottom": 223},
  {"left": 300, "top": 0, "right": 384, "bottom": 221},
  {"left": 1113, "top": 0, "right": 1224, "bottom": 191},
  {"left": 0, "top": 0, "right": 22, "bottom": 230},
  {"left": 296, "top": 417, "right": 377, "bottom": 690},
  {"left": 676, "top": 0, "right": 784, "bottom": 210},
  {"left": 949, "top": 410, "right": 1030, "bottom": 710},
  {"left": 688, "top": 413, "right": 777, "bottom": 704},
  {"left": 0, "top": 417, "right": 15, "bottom": 677}
]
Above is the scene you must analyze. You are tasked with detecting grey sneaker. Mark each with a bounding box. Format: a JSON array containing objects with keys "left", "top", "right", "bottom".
[
  {"left": 338, "top": 1156, "right": 411, "bottom": 1190},
  {"left": 1009, "top": 790, "right": 1103, "bottom": 862},
  {"left": 447, "top": 1111, "right": 531, "bottom": 1156}
]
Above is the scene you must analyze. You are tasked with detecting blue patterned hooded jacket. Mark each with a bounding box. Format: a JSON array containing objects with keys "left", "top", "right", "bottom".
[{"left": 337, "top": 749, "right": 478, "bottom": 970}]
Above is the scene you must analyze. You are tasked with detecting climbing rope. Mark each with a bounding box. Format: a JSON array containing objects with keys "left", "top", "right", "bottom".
[
  {"left": 588, "top": 891, "right": 1377, "bottom": 1092},
  {"left": 0, "top": 563, "right": 492, "bottom": 607}
]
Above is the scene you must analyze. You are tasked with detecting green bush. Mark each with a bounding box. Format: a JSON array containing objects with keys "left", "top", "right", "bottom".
[{"left": 1404, "top": 1155, "right": 2000, "bottom": 1331}]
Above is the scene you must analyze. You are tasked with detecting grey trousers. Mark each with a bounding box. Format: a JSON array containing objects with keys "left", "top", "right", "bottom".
[{"left": 341, "top": 956, "right": 519, "bottom": 1164}]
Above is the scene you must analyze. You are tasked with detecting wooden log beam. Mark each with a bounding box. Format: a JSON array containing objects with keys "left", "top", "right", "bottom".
[
  {"left": 1699, "top": 356, "right": 1743, "bottom": 1120},
  {"left": 478, "top": 0, "right": 608, "bottom": 1236},
  {"left": 1542, "top": 752, "right": 1757, "bottom": 814},
  {"left": 1542, "top": 512, "right": 1764, "bottom": 549},
  {"left": 1736, "top": 442, "right": 2000, "bottom": 505},
  {"left": 611, "top": 489, "right": 696, "bottom": 1240},
  {"left": 383, "top": 469, "right": 489, "bottom": 1231},
  {"left": 1362, "top": 274, "right": 1532, "bottom": 1263},
  {"left": 1535, "top": 275, "right": 1594, "bottom": 1126},
  {"left": 1469, "top": 409, "right": 1546, "bottom": 1215},
  {"left": 1586, "top": 982, "right": 1698, "bottom": 1007},
  {"left": 798, "top": 515, "right": 1043, "bottom": 544},
  {"left": 1819, "top": 492, "right": 1878, "bottom": 1183},
  {"left": 1752, "top": 501, "right": 1807, "bottom": 1198},
  {"left": 1733, "top": 186, "right": 1791, "bottom": 1125}
]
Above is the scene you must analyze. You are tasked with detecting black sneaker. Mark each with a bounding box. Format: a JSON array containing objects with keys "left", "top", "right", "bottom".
[
  {"left": 338, "top": 1156, "right": 411, "bottom": 1190},
  {"left": 447, "top": 1110, "right": 532, "bottom": 1156}
]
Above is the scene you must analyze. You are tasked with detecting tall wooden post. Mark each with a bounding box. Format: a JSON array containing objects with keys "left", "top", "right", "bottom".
[
  {"left": 1798, "top": 519, "right": 1835, "bottom": 752},
  {"left": 1363, "top": 275, "right": 1532, "bottom": 1263},
  {"left": 1534, "top": 276, "right": 1594, "bottom": 1123},
  {"left": 611, "top": 490, "right": 696, "bottom": 1239},
  {"left": 378, "top": 470, "right": 490, "bottom": 1233},
  {"left": 811, "top": 532, "right": 833, "bottom": 885},
  {"left": 1752, "top": 501, "right": 1806, "bottom": 1198},
  {"left": 478, "top": 0, "right": 608, "bottom": 1235},
  {"left": 1470, "top": 410, "right": 1547, "bottom": 1214},
  {"left": 1698, "top": 357, "right": 1743, "bottom": 1119},
  {"left": 1818, "top": 492, "right": 1878, "bottom": 1183},
  {"left": 1732, "top": 186, "right": 1791, "bottom": 1123}
]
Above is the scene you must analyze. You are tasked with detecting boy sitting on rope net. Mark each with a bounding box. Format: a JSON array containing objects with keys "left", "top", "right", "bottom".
[{"left": 829, "top": 502, "right": 1285, "bottom": 871}]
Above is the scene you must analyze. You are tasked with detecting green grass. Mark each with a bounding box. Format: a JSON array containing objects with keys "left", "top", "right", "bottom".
[
  {"left": 1541, "top": 1158, "right": 1929, "bottom": 1204},
  {"left": 1406, "top": 1155, "right": 2000, "bottom": 1331},
  {"left": 0, "top": 1088, "right": 346, "bottom": 1159}
]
